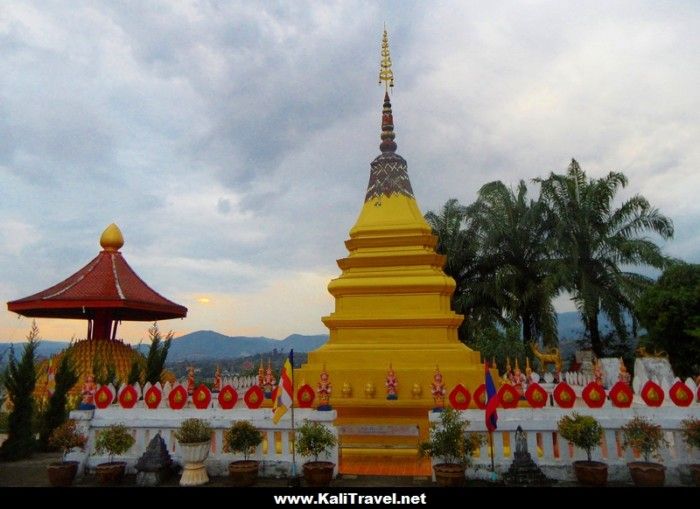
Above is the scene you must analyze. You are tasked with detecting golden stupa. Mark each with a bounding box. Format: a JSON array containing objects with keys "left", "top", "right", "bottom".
[{"left": 295, "top": 30, "right": 485, "bottom": 456}]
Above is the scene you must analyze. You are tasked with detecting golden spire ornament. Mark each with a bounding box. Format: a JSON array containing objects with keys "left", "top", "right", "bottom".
[{"left": 378, "top": 26, "right": 394, "bottom": 92}]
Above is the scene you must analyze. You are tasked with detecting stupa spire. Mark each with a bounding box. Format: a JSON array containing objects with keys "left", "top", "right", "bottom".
[
  {"left": 378, "top": 26, "right": 394, "bottom": 92},
  {"left": 378, "top": 27, "right": 397, "bottom": 154}
]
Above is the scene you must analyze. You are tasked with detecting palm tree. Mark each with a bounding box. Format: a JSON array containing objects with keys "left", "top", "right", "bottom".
[
  {"left": 468, "top": 180, "right": 558, "bottom": 345},
  {"left": 536, "top": 159, "right": 673, "bottom": 356},
  {"left": 425, "top": 199, "right": 506, "bottom": 343}
]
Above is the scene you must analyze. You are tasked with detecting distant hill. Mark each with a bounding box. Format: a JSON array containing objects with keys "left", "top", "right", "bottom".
[
  {"left": 0, "top": 332, "right": 329, "bottom": 367},
  {"left": 0, "top": 341, "right": 70, "bottom": 362},
  {"left": 0, "top": 311, "right": 634, "bottom": 367},
  {"left": 162, "top": 331, "right": 328, "bottom": 362}
]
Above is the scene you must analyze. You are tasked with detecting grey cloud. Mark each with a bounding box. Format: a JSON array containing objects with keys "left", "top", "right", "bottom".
[{"left": 1, "top": 1, "right": 699, "bottom": 340}]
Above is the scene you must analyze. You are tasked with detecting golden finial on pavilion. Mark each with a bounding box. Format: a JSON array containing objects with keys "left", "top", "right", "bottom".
[
  {"left": 100, "top": 223, "right": 124, "bottom": 252},
  {"left": 379, "top": 26, "right": 394, "bottom": 92}
]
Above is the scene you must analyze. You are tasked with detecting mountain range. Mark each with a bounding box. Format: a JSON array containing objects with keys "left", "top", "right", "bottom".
[
  {"left": 0, "top": 311, "right": 626, "bottom": 364},
  {"left": 0, "top": 331, "right": 328, "bottom": 364}
]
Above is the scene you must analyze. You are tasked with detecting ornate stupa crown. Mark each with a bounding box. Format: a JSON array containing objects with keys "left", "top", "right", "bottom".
[{"left": 365, "top": 27, "right": 414, "bottom": 203}]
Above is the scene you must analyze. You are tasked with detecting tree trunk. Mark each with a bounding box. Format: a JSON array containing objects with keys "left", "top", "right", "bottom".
[
  {"left": 522, "top": 313, "right": 534, "bottom": 344},
  {"left": 587, "top": 314, "right": 603, "bottom": 357}
]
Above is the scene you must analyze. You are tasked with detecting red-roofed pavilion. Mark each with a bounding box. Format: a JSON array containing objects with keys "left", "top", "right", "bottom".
[
  {"left": 8, "top": 223, "right": 187, "bottom": 340},
  {"left": 7, "top": 224, "right": 187, "bottom": 396}
]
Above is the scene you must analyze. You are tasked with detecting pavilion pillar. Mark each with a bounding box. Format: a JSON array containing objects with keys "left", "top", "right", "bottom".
[{"left": 91, "top": 309, "right": 113, "bottom": 340}]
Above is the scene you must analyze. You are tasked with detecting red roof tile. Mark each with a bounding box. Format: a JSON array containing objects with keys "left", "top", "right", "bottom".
[{"left": 7, "top": 250, "right": 187, "bottom": 321}]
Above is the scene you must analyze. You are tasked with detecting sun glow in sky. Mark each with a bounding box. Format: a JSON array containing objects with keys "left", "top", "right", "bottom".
[{"left": 1, "top": 2, "right": 698, "bottom": 343}]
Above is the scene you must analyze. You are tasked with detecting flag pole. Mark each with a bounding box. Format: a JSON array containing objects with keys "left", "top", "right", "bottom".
[
  {"left": 488, "top": 430, "right": 496, "bottom": 480},
  {"left": 289, "top": 349, "right": 299, "bottom": 486}
]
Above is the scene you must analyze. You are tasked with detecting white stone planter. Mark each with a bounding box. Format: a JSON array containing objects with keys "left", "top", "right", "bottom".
[{"left": 179, "top": 441, "right": 211, "bottom": 486}]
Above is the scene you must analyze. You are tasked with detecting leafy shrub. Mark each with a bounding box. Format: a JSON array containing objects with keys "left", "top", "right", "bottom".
[
  {"left": 174, "top": 418, "right": 212, "bottom": 444},
  {"left": 295, "top": 421, "right": 337, "bottom": 463},
  {"left": 48, "top": 419, "right": 87, "bottom": 462},
  {"left": 621, "top": 416, "right": 669, "bottom": 463},
  {"left": 419, "top": 407, "right": 485, "bottom": 467},
  {"left": 224, "top": 421, "right": 263, "bottom": 460},
  {"left": 557, "top": 413, "right": 603, "bottom": 462},
  {"left": 94, "top": 424, "right": 135, "bottom": 463},
  {"left": 681, "top": 418, "right": 700, "bottom": 450}
]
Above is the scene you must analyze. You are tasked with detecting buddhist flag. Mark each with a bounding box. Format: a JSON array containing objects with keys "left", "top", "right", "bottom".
[
  {"left": 272, "top": 350, "right": 294, "bottom": 424},
  {"left": 485, "top": 362, "right": 498, "bottom": 432}
]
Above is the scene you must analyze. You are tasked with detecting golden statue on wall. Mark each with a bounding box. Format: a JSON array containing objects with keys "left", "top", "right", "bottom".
[{"left": 529, "top": 342, "right": 562, "bottom": 373}]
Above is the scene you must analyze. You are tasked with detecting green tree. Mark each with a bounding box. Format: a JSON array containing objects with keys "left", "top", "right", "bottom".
[
  {"left": 126, "top": 359, "right": 142, "bottom": 386},
  {"left": 38, "top": 353, "right": 79, "bottom": 450},
  {"left": 145, "top": 323, "right": 173, "bottom": 384},
  {"left": 0, "top": 321, "right": 39, "bottom": 460},
  {"left": 425, "top": 199, "right": 506, "bottom": 342},
  {"left": 536, "top": 159, "right": 673, "bottom": 356},
  {"left": 469, "top": 180, "right": 558, "bottom": 345},
  {"left": 636, "top": 263, "right": 700, "bottom": 378},
  {"left": 468, "top": 324, "right": 532, "bottom": 373}
]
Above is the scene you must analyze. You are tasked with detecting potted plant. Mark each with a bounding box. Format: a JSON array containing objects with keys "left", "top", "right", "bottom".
[
  {"left": 621, "top": 415, "right": 669, "bottom": 486},
  {"left": 681, "top": 417, "right": 700, "bottom": 486},
  {"left": 224, "top": 421, "right": 263, "bottom": 486},
  {"left": 94, "top": 423, "right": 135, "bottom": 484},
  {"left": 47, "top": 420, "right": 87, "bottom": 486},
  {"left": 557, "top": 412, "right": 606, "bottom": 486},
  {"left": 419, "top": 407, "right": 485, "bottom": 486},
  {"left": 174, "top": 418, "right": 212, "bottom": 486},
  {"left": 295, "top": 420, "right": 337, "bottom": 487}
]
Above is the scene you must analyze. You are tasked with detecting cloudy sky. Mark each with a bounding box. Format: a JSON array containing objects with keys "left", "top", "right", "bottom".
[{"left": 1, "top": 1, "right": 698, "bottom": 344}]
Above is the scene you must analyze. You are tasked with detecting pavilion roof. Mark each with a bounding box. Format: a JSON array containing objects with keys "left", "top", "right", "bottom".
[{"left": 7, "top": 224, "right": 187, "bottom": 322}]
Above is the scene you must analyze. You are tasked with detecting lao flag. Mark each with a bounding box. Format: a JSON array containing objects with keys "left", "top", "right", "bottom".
[{"left": 485, "top": 362, "right": 498, "bottom": 432}]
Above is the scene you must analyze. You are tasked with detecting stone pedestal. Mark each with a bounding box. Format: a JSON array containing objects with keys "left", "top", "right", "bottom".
[
  {"left": 503, "top": 427, "right": 552, "bottom": 486},
  {"left": 135, "top": 433, "right": 173, "bottom": 486}
]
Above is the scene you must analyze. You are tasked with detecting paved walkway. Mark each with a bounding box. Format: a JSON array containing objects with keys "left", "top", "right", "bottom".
[{"left": 0, "top": 452, "right": 438, "bottom": 488}]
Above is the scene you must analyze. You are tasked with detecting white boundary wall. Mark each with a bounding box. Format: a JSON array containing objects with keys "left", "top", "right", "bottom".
[
  {"left": 67, "top": 407, "right": 338, "bottom": 479},
  {"left": 430, "top": 405, "right": 700, "bottom": 486}
]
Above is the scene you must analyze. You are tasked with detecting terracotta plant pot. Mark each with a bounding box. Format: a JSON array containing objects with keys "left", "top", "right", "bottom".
[
  {"left": 433, "top": 463, "right": 465, "bottom": 487},
  {"left": 689, "top": 464, "right": 700, "bottom": 487},
  {"left": 47, "top": 461, "right": 79, "bottom": 487},
  {"left": 302, "top": 461, "right": 335, "bottom": 487},
  {"left": 179, "top": 441, "right": 211, "bottom": 486},
  {"left": 95, "top": 462, "right": 127, "bottom": 484},
  {"left": 627, "top": 462, "right": 665, "bottom": 487},
  {"left": 572, "top": 460, "right": 607, "bottom": 486},
  {"left": 228, "top": 460, "right": 259, "bottom": 487}
]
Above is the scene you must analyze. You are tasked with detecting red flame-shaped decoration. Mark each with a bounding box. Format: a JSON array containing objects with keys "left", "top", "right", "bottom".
[
  {"left": 609, "top": 381, "right": 633, "bottom": 408},
  {"left": 193, "top": 384, "right": 212, "bottom": 409},
  {"left": 296, "top": 384, "right": 315, "bottom": 408},
  {"left": 473, "top": 384, "right": 487, "bottom": 409},
  {"left": 525, "top": 383, "right": 548, "bottom": 408},
  {"left": 640, "top": 380, "right": 664, "bottom": 407},
  {"left": 168, "top": 384, "right": 188, "bottom": 410},
  {"left": 244, "top": 385, "right": 264, "bottom": 409},
  {"left": 95, "top": 385, "right": 113, "bottom": 409},
  {"left": 448, "top": 384, "right": 471, "bottom": 410},
  {"left": 144, "top": 385, "right": 162, "bottom": 409},
  {"left": 218, "top": 385, "right": 238, "bottom": 409},
  {"left": 582, "top": 382, "right": 606, "bottom": 408},
  {"left": 498, "top": 384, "right": 520, "bottom": 409},
  {"left": 118, "top": 385, "right": 138, "bottom": 409},
  {"left": 669, "top": 381, "right": 693, "bottom": 407},
  {"left": 553, "top": 382, "right": 576, "bottom": 408}
]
